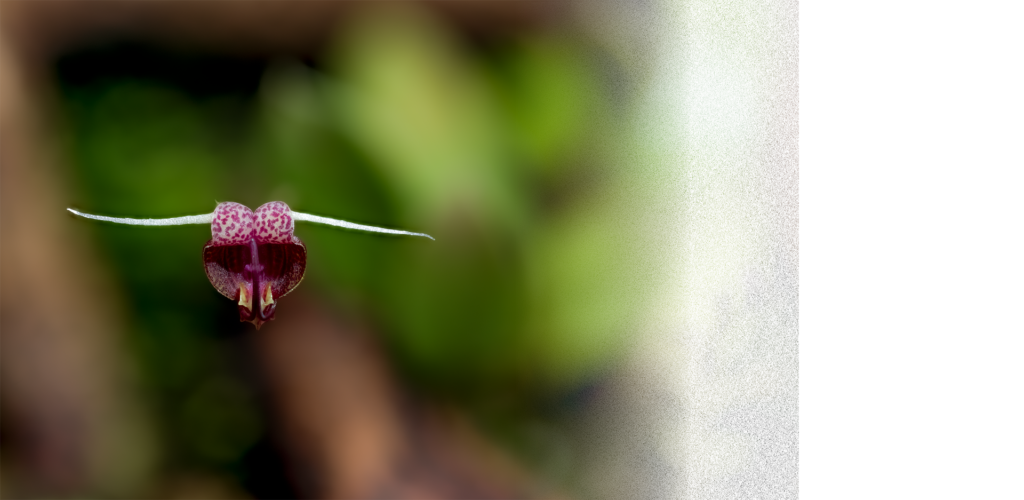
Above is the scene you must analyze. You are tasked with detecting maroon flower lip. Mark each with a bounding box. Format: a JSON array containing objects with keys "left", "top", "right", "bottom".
[{"left": 67, "top": 201, "right": 432, "bottom": 328}]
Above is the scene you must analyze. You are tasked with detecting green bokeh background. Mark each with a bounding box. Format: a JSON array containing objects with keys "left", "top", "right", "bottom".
[{"left": 57, "top": 6, "right": 658, "bottom": 493}]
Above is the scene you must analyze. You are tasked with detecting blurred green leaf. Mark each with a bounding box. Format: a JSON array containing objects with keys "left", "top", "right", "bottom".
[
  {"left": 325, "top": 6, "right": 529, "bottom": 234},
  {"left": 494, "top": 37, "right": 610, "bottom": 179}
]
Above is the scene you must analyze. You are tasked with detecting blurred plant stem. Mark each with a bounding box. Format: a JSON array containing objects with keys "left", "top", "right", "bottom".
[
  {"left": 0, "top": 30, "right": 157, "bottom": 498},
  {"left": 252, "top": 293, "right": 562, "bottom": 499}
]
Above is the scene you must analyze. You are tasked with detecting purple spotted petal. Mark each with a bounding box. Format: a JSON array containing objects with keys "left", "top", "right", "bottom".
[
  {"left": 211, "top": 202, "right": 255, "bottom": 245},
  {"left": 253, "top": 201, "right": 295, "bottom": 244}
]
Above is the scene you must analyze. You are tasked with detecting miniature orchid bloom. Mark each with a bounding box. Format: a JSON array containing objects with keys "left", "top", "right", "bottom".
[{"left": 68, "top": 201, "right": 432, "bottom": 328}]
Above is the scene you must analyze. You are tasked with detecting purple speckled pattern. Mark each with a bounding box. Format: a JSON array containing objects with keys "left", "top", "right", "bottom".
[
  {"left": 203, "top": 201, "right": 306, "bottom": 329},
  {"left": 253, "top": 201, "right": 296, "bottom": 244},
  {"left": 211, "top": 202, "right": 255, "bottom": 246}
]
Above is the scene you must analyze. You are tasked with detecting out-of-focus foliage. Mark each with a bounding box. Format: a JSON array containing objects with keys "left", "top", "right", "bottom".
[{"left": 57, "top": 4, "right": 652, "bottom": 493}]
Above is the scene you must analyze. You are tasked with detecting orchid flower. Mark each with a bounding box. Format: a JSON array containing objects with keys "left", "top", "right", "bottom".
[{"left": 68, "top": 201, "right": 433, "bottom": 328}]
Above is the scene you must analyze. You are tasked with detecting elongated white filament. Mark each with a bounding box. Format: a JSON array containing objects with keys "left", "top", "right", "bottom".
[
  {"left": 68, "top": 207, "right": 434, "bottom": 241},
  {"left": 290, "top": 211, "right": 434, "bottom": 240},
  {"left": 67, "top": 208, "right": 214, "bottom": 226}
]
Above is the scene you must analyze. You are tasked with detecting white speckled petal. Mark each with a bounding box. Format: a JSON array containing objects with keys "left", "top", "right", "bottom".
[
  {"left": 253, "top": 201, "right": 295, "bottom": 244},
  {"left": 210, "top": 202, "right": 255, "bottom": 246}
]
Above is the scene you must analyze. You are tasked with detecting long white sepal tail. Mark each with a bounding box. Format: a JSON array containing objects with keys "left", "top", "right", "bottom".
[
  {"left": 67, "top": 208, "right": 215, "bottom": 226},
  {"left": 290, "top": 211, "right": 434, "bottom": 240}
]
